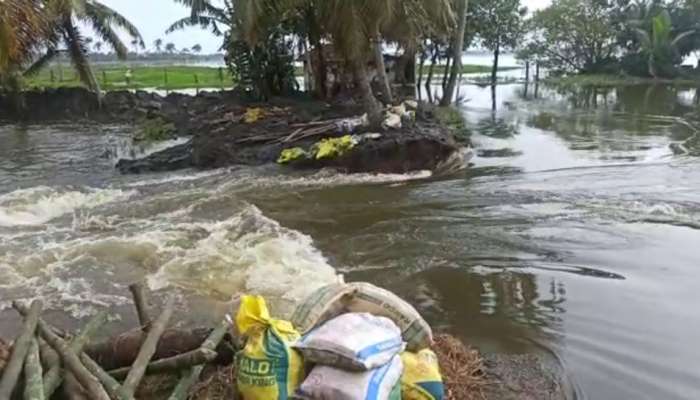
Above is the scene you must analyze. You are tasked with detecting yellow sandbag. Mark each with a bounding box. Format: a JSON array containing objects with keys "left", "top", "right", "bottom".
[
  {"left": 401, "top": 350, "right": 445, "bottom": 400},
  {"left": 244, "top": 108, "right": 265, "bottom": 123},
  {"left": 236, "top": 295, "right": 303, "bottom": 400}
]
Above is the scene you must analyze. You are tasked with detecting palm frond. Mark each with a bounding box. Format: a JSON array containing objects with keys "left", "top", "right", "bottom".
[
  {"left": 24, "top": 48, "right": 60, "bottom": 76},
  {"left": 84, "top": 1, "right": 144, "bottom": 47},
  {"left": 62, "top": 18, "right": 100, "bottom": 92}
]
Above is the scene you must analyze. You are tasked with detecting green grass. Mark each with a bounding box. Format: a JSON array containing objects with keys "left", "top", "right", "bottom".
[
  {"left": 420, "top": 64, "right": 520, "bottom": 75},
  {"left": 22, "top": 63, "right": 522, "bottom": 91},
  {"left": 24, "top": 65, "right": 234, "bottom": 90},
  {"left": 544, "top": 73, "right": 700, "bottom": 88}
]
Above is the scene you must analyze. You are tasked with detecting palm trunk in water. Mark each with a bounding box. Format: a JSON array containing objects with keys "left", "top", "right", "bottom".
[{"left": 441, "top": 0, "right": 468, "bottom": 106}]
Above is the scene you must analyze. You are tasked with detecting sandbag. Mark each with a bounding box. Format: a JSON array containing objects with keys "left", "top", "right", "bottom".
[
  {"left": 295, "top": 355, "right": 403, "bottom": 400},
  {"left": 291, "top": 282, "right": 433, "bottom": 351},
  {"left": 236, "top": 295, "right": 303, "bottom": 400},
  {"left": 294, "top": 313, "right": 404, "bottom": 371},
  {"left": 401, "top": 350, "right": 445, "bottom": 400}
]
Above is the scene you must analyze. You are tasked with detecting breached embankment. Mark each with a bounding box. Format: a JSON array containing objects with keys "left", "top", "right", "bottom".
[{"left": 0, "top": 87, "right": 468, "bottom": 176}]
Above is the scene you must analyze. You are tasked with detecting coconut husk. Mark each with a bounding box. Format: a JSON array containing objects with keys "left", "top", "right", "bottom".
[{"left": 434, "top": 334, "right": 488, "bottom": 400}]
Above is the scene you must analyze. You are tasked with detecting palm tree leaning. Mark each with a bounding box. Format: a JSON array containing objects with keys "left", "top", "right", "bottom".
[{"left": 25, "top": 0, "right": 144, "bottom": 94}]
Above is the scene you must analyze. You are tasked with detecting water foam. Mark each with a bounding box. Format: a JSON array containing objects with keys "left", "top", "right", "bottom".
[
  {"left": 107, "top": 136, "right": 191, "bottom": 162},
  {"left": 0, "top": 186, "right": 135, "bottom": 227}
]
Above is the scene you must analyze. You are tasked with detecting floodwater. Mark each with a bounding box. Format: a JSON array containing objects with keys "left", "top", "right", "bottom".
[{"left": 2, "top": 79, "right": 700, "bottom": 400}]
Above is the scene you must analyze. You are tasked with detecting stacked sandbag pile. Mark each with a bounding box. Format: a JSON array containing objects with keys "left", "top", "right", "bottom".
[{"left": 234, "top": 282, "right": 445, "bottom": 400}]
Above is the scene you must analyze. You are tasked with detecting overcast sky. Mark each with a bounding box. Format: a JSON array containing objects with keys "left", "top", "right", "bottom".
[{"left": 99, "top": 0, "right": 552, "bottom": 54}]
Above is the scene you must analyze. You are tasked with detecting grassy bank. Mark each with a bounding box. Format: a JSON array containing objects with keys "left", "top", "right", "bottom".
[
  {"left": 421, "top": 64, "right": 520, "bottom": 75},
  {"left": 544, "top": 73, "right": 700, "bottom": 88},
  {"left": 24, "top": 65, "right": 234, "bottom": 90},
  {"left": 23, "top": 64, "right": 521, "bottom": 91}
]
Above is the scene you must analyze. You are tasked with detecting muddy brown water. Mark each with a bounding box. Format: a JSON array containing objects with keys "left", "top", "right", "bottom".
[{"left": 2, "top": 82, "right": 700, "bottom": 400}]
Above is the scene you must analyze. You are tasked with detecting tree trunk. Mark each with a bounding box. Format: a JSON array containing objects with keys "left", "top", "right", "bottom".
[
  {"left": 441, "top": 0, "right": 468, "bottom": 106},
  {"left": 535, "top": 62, "right": 540, "bottom": 82},
  {"left": 441, "top": 50, "right": 452, "bottom": 90},
  {"left": 426, "top": 46, "right": 439, "bottom": 88},
  {"left": 525, "top": 61, "right": 530, "bottom": 82},
  {"left": 309, "top": 32, "right": 327, "bottom": 99},
  {"left": 417, "top": 48, "right": 427, "bottom": 88},
  {"left": 372, "top": 31, "right": 393, "bottom": 104},
  {"left": 352, "top": 58, "right": 383, "bottom": 128},
  {"left": 491, "top": 43, "right": 500, "bottom": 85}
]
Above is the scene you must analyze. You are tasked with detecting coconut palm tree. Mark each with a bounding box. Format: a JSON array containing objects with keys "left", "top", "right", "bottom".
[
  {"left": 154, "top": 38, "right": 163, "bottom": 53},
  {"left": 0, "top": 0, "right": 50, "bottom": 88},
  {"left": 441, "top": 0, "right": 468, "bottom": 106},
  {"left": 24, "top": 0, "right": 144, "bottom": 93},
  {"left": 167, "top": 0, "right": 232, "bottom": 36},
  {"left": 192, "top": 44, "right": 203, "bottom": 53},
  {"left": 0, "top": 1, "right": 48, "bottom": 71},
  {"left": 635, "top": 10, "right": 695, "bottom": 77},
  {"left": 165, "top": 42, "right": 177, "bottom": 53},
  {"left": 94, "top": 41, "right": 103, "bottom": 53},
  {"left": 234, "top": 0, "right": 456, "bottom": 125}
]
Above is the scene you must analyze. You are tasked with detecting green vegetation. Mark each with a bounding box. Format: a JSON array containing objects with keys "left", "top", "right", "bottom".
[
  {"left": 544, "top": 73, "right": 700, "bottom": 88},
  {"left": 136, "top": 118, "right": 177, "bottom": 142},
  {"left": 23, "top": 65, "right": 233, "bottom": 90},
  {"left": 434, "top": 105, "right": 471, "bottom": 143},
  {"left": 519, "top": 0, "right": 700, "bottom": 80},
  {"left": 18, "top": 63, "right": 514, "bottom": 91}
]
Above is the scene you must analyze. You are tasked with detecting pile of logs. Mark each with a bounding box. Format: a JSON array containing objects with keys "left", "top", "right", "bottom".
[{"left": 0, "top": 284, "right": 232, "bottom": 400}]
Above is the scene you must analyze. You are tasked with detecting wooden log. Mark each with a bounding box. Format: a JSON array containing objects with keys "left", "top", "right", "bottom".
[
  {"left": 23, "top": 338, "right": 44, "bottom": 400},
  {"left": 62, "top": 373, "right": 88, "bottom": 400},
  {"left": 0, "top": 299, "right": 42, "bottom": 400},
  {"left": 85, "top": 328, "right": 212, "bottom": 370},
  {"left": 43, "top": 311, "right": 108, "bottom": 398},
  {"left": 128, "top": 283, "right": 152, "bottom": 333},
  {"left": 37, "top": 339, "right": 59, "bottom": 372},
  {"left": 108, "top": 348, "right": 217, "bottom": 379},
  {"left": 13, "top": 302, "right": 110, "bottom": 400},
  {"left": 167, "top": 321, "right": 229, "bottom": 400},
  {"left": 119, "top": 295, "right": 176, "bottom": 398},
  {"left": 80, "top": 354, "right": 131, "bottom": 400}
]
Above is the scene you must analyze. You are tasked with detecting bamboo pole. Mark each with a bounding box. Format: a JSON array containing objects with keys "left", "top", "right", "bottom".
[
  {"left": 80, "top": 354, "right": 131, "bottom": 400},
  {"left": 128, "top": 283, "right": 152, "bottom": 333},
  {"left": 0, "top": 299, "right": 42, "bottom": 400},
  {"left": 62, "top": 373, "right": 88, "bottom": 400},
  {"left": 108, "top": 347, "right": 217, "bottom": 379},
  {"left": 38, "top": 339, "right": 59, "bottom": 372},
  {"left": 167, "top": 321, "right": 229, "bottom": 400},
  {"left": 119, "top": 295, "right": 176, "bottom": 398},
  {"left": 43, "top": 311, "right": 108, "bottom": 398},
  {"left": 23, "top": 338, "right": 44, "bottom": 400},
  {"left": 12, "top": 302, "right": 110, "bottom": 400}
]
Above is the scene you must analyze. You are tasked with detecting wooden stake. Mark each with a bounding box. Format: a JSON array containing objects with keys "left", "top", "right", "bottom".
[
  {"left": 167, "top": 321, "right": 229, "bottom": 400},
  {"left": 23, "top": 338, "right": 44, "bottom": 400},
  {"left": 128, "top": 283, "right": 152, "bottom": 333},
  {"left": 108, "top": 347, "right": 217, "bottom": 379},
  {"left": 119, "top": 295, "right": 176, "bottom": 398},
  {"left": 0, "top": 299, "right": 42, "bottom": 400},
  {"left": 43, "top": 311, "right": 108, "bottom": 398},
  {"left": 13, "top": 302, "right": 110, "bottom": 400}
]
